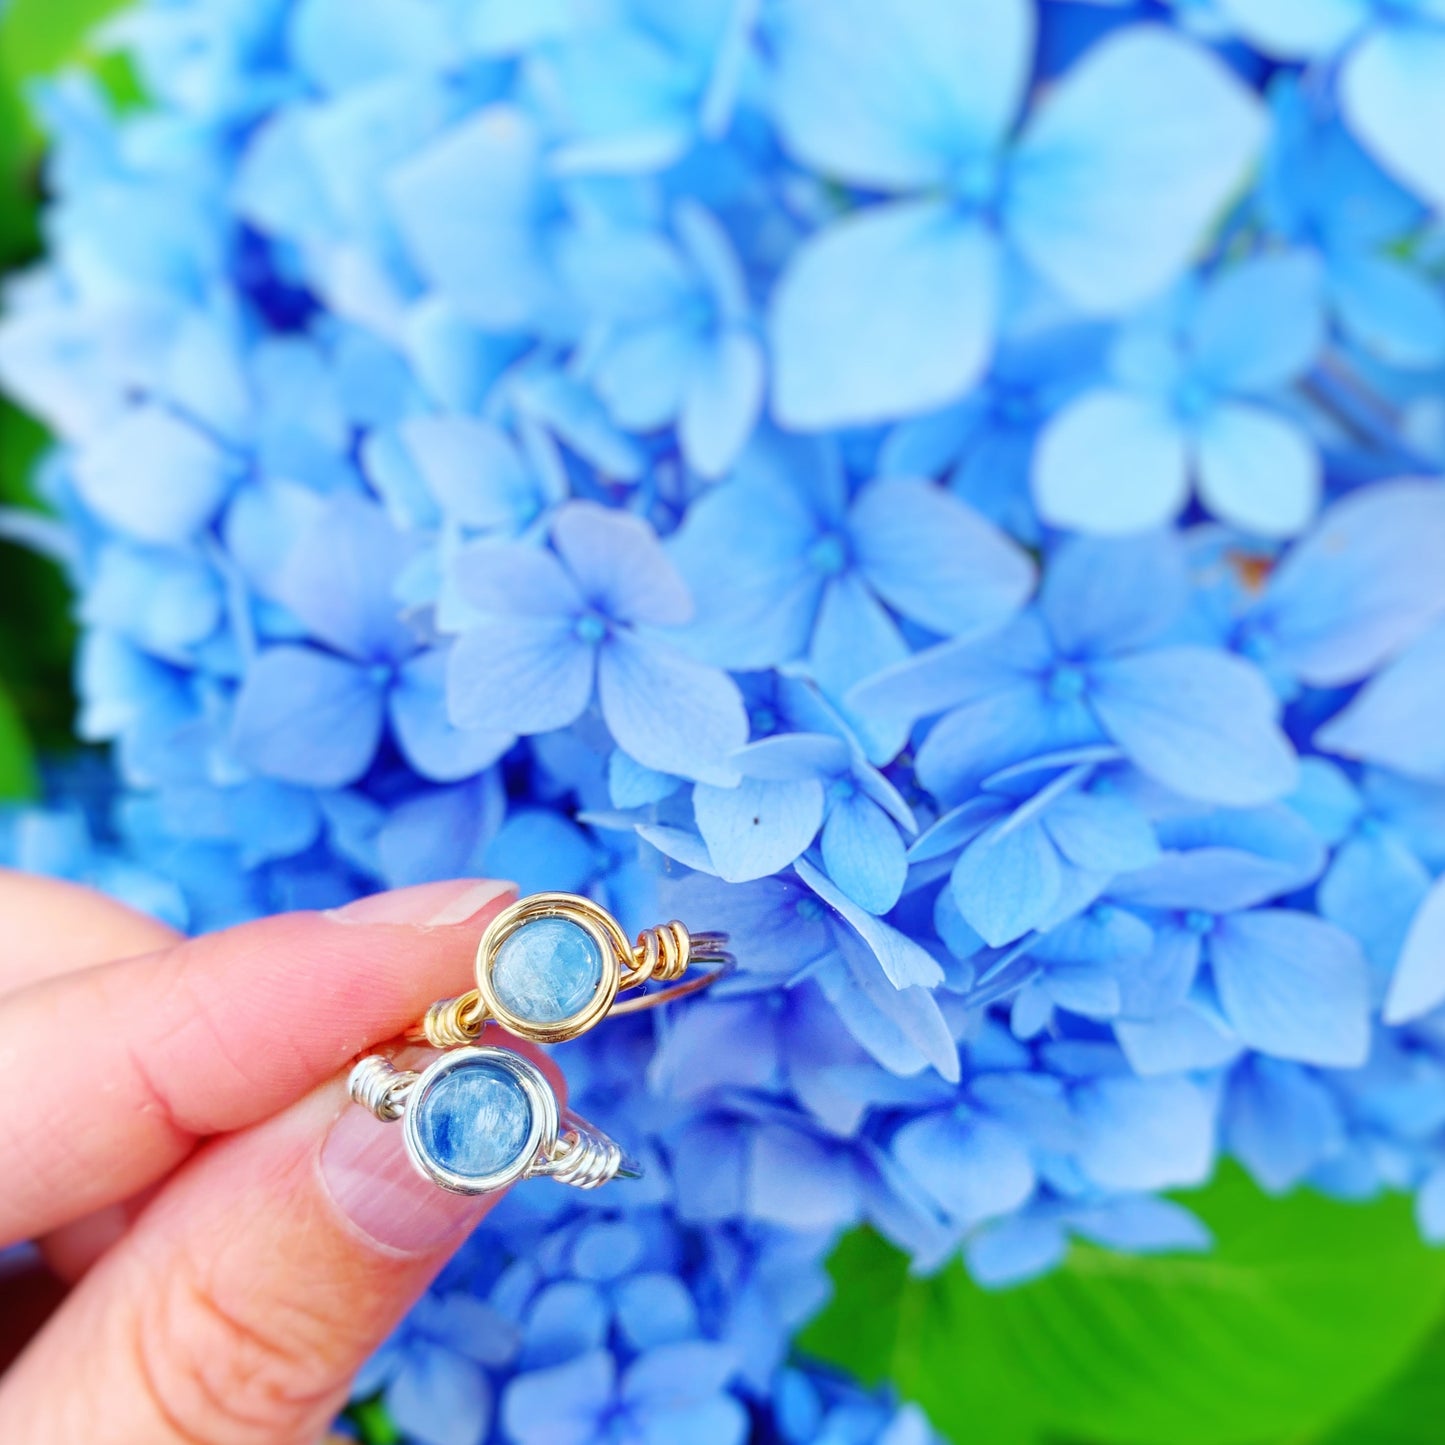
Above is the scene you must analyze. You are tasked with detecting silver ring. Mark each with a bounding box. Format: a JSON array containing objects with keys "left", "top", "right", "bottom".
[{"left": 347, "top": 1045, "right": 640, "bottom": 1195}]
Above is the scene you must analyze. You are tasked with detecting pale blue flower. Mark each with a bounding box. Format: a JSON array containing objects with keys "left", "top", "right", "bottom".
[
  {"left": 1217, "top": 0, "right": 1445, "bottom": 210},
  {"left": 447, "top": 500, "right": 747, "bottom": 784},
  {"left": 1034, "top": 253, "right": 1326, "bottom": 537},
  {"left": 766, "top": 0, "right": 1263, "bottom": 426}
]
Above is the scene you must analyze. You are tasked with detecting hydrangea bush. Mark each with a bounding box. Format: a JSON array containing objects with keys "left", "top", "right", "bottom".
[{"left": 6, "top": 0, "right": 1445, "bottom": 1441}]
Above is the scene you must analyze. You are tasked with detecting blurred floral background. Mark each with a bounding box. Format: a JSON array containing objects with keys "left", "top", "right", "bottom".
[{"left": 5, "top": 2, "right": 1445, "bottom": 1442}]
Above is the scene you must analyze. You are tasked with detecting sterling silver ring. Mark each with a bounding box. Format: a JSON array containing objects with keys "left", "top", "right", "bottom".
[{"left": 347, "top": 1045, "right": 639, "bottom": 1195}]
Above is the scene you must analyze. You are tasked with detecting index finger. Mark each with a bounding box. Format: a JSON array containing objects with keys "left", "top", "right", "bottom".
[{"left": 0, "top": 877, "right": 515, "bottom": 1248}]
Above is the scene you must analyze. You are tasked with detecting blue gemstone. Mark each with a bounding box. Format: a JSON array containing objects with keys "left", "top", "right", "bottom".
[
  {"left": 413, "top": 1059, "right": 533, "bottom": 1182},
  {"left": 491, "top": 916, "right": 605, "bottom": 1024}
]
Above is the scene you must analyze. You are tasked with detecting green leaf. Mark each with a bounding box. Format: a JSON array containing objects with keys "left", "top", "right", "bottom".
[
  {"left": 0, "top": 679, "right": 38, "bottom": 799},
  {"left": 345, "top": 1397, "right": 404, "bottom": 1445},
  {"left": 798, "top": 1167, "right": 1445, "bottom": 1445},
  {"left": 1311, "top": 1314, "right": 1445, "bottom": 1445}
]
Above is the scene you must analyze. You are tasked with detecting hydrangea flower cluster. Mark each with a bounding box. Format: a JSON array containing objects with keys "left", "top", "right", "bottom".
[{"left": 6, "top": 0, "right": 1445, "bottom": 1439}]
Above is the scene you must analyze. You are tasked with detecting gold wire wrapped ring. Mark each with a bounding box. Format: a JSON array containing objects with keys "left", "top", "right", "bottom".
[{"left": 409, "top": 891, "right": 733, "bottom": 1047}]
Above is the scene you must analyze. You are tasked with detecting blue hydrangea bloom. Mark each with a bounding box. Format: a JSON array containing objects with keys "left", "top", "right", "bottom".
[{"left": 6, "top": 0, "right": 1445, "bottom": 1439}]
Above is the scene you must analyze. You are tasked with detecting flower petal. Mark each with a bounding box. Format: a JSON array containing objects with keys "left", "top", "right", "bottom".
[
  {"left": 1087, "top": 646, "right": 1298, "bottom": 806},
  {"left": 770, "top": 203, "right": 998, "bottom": 429},
  {"left": 1315, "top": 620, "right": 1445, "bottom": 779},
  {"left": 821, "top": 793, "right": 907, "bottom": 914},
  {"left": 1211, "top": 909, "right": 1370, "bottom": 1066},
  {"left": 1254, "top": 480, "right": 1445, "bottom": 687},
  {"left": 849, "top": 477, "right": 1035, "bottom": 637},
  {"left": 231, "top": 646, "right": 386, "bottom": 788},
  {"left": 679, "top": 330, "right": 765, "bottom": 480},
  {"left": 768, "top": 0, "right": 1032, "bottom": 188},
  {"left": 1194, "top": 402, "right": 1320, "bottom": 539},
  {"left": 598, "top": 633, "right": 747, "bottom": 785},
  {"left": 1384, "top": 874, "right": 1445, "bottom": 1024},
  {"left": 447, "top": 617, "right": 595, "bottom": 734},
  {"left": 1189, "top": 251, "right": 1325, "bottom": 391},
  {"left": 1010, "top": 29, "right": 1263, "bottom": 310},
  {"left": 692, "top": 776, "right": 825, "bottom": 882},
  {"left": 1033, "top": 389, "right": 1188, "bottom": 535},
  {"left": 1342, "top": 25, "right": 1445, "bottom": 210},
  {"left": 553, "top": 501, "right": 693, "bottom": 626}
]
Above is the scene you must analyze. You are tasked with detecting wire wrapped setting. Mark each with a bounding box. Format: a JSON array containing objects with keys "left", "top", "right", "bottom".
[{"left": 348, "top": 1055, "right": 417, "bottom": 1121}]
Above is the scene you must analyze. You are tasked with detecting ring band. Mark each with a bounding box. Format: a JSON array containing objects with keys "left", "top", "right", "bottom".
[
  {"left": 409, "top": 891, "right": 733, "bottom": 1047},
  {"left": 348, "top": 1046, "right": 639, "bottom": 1194}
]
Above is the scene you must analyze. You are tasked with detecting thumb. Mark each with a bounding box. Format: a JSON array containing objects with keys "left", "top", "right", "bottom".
[{"left": 0, "top": 1032, "right": 556, "bottom": 1445}]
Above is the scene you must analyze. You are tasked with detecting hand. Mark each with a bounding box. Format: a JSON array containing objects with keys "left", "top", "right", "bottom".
[{"left": 0, "top": 869, "right": 529, "bottom": 1444}]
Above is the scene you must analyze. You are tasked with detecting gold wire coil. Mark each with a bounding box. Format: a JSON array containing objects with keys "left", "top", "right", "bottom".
[{"left": 408, "top": 902, "right": 733, "bottom": 1048}]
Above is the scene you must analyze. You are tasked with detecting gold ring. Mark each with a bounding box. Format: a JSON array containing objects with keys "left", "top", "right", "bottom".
[{"left": 408, "top": 891, "right": 732, "bottom": 1047}]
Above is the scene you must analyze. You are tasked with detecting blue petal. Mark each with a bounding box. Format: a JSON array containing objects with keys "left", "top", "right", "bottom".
[
  {"left": 597, "top": 633, "right": 747, "bottom": 785},
  {"left": 231, "top": 647, "right": 386, "bottom": 788},
  {"left": 448, "top": 617, "right": 595, "bottom": 734},
  {"left": 1331, "top": 250, "right": 1445, "bottom": 369},
  {"left": 1115, "top": 1003, "right": 1242, "bottom": 1076},
  {"left": 388, "top": 107, "right": 562, "bottom": 330},
  {"left": 821, "top": 793, "right": 907, "bottom": 914},
  {"left": 849, "top": 478, "right": 1035, "bottom": 638},
  {"left": 1195, "top": 403, "right": 1320, "bottom": 539},
  {"left": 768, "top": 0, "right": 1032, "bottom": 188},
  {"left": 1009, "top": 28, "right": 1263, "bottom": 310},
  {"left": 732, "top": 732, "right": 850, "bottom": 783},
  {"left": 1315, "top": 621, "right": 1445, "bottom": 779},
  {"left": 806, "top": 573, "right": 911, "bottom": 763},
  {"left": 1213, "top": 0, "right": 1367, "bottom": 56},
  {"left": 1074, "top": 1075, "right": 1215, "bottom": 1191},
  {"left": 623, "top": 1340, "right": 738, "bottom": 1407},
  {"left": 693, "top": 776, "right": 825, "bottom": 881},
  {"left": 392, "top": 651, "right": 514, "bottom": 782},
  {"left": 1033, "top": 390, "right": 1188, "bottom": 534},
  {"left": 502, "top": 1352, "right": 612, "bottom": 1445},
  {"left": 815, "top": 941, "right": 959, "bottom": 1081},
  {"left": 608, "top": 750, "right": 679, "bottom": 808},
  {"left": 950, "top": 819, "right": 1062, "bottom": 947},
  {"left": 387, "top": 1349, "right": 492, "bottom": 1445},
  {"left": 1043, "top": 791, "right": 1158, "bottom": 873},
  {"left": 395, "top": 415, "right": 539, "bottom": 532},
  {"left": 1210, "top": 909, "right": 1370, "bottom": 1066},
  {"left": 770, "top": 203, "right": 998, "bottom": 429},
  {"left": 1224, "top": 1056, "right": 1345, "bottom": 1193},
  {"left": 1341, "top": 26, "right": 1445, "bottom": 210},
  {"left": 74, "top": 405, "right": 234, "bottom": 545},
  {"left": 797, "top": 857, "right": 944, "bottom": 989},
  {"left": 747, "top": 1127, "right": 861, "bottom": 1232},
  {"left": 1318, "top": 829, "right": 1429, "bottom": 980},
  {"left": 892, "top": 1113, "right": 1035, "bottom": 1227},
  {"left": 1254, "top": 480, "right": 1445, "bottom": 687},
  {"left": 1087, "top": 646, "right": 1298, "bottom": 806},
  {"left": 667, "top": 446, "right": 822, "bottom": 668},
  {"left": 1189, "top": 252, "right": 1325, "bottom": 391},
  {"left": 680, "top": 330, "right": 764, "bottom": 480},
  {"left": 269, "top": 491, "right": 414, "bottom": 661},
  {"left": 553, "top": 501, "right": 693, "bottom": 627},
  {"left": 453, "top": 538, "right": 583, "bottom": 619},
  {"left": 1040, "top": 531, "right": 1189, "bottom": 658},
  {"left": 614, "top": 1274, "right": 700, "bottom": 1351},
  {"left": 1384, "top": 875, "right": 1445, "bottom": 1023}
]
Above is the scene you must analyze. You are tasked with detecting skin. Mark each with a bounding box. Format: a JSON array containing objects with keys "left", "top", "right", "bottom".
[{"left": 0, "top": 869, "right": 547, "bottom": 1445}]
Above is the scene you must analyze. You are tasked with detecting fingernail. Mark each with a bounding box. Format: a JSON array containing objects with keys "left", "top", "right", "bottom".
[
  {"left": 319, "top": 1103, "right": 491, "bottom": 1255},
  {"left": 325, "top": 878, "right": 517, "bottom": 927}
]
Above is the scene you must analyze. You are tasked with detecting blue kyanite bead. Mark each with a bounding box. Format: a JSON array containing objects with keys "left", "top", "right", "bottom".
[
  {"left": 413, "top": 1059, "right": 533, "bottom": 1182},
  {"left": 492, "top": 916, "right": 605, "bottom": 1024}
]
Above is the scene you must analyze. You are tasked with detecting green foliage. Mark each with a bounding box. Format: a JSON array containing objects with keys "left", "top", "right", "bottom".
[
  {"left": 346, "top": 1397, "right": 404, "bottom": 1445},
  {"left": 799, "top": 1167, "right": 1445, "bottom": 1445}
]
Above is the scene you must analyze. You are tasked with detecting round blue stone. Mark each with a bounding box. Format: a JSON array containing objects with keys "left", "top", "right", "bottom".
[
  {"left": 413, "top": 1059, "right": 533, "bottom": 1182},
  {"left": 491, "top": 916, "right": 605, "bottom": 1024}
]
